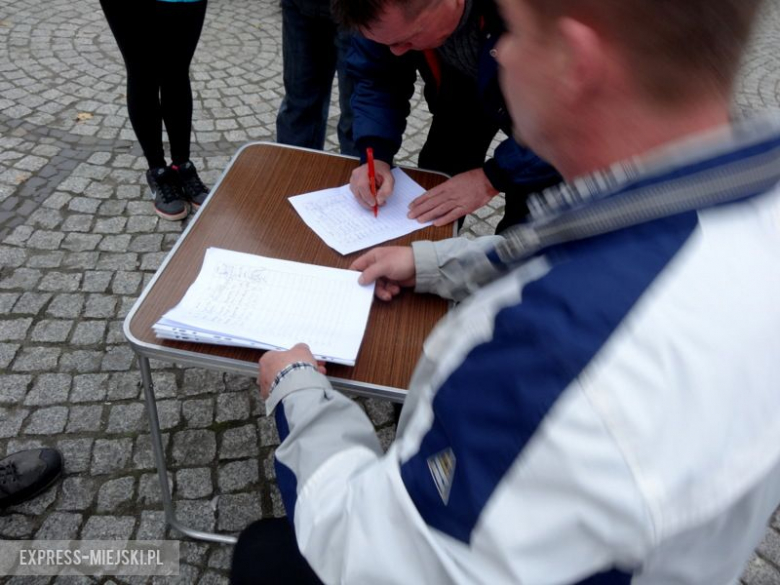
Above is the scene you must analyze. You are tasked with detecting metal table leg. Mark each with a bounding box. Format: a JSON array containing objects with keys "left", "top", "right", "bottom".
[{"left": 138, "top": 354, "right": 237, "bottom": 545}]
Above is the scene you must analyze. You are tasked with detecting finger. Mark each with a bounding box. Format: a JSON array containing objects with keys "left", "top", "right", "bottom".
[
  {"left": 433, "top": 207, "right": 465, "bottom": 226},
  {"left": 408, "top": 193, "right": 445, "bottom": 219},
  {"left": 349, "top": 250, "right": 377, "bottom": 273},
  {"left": 376, "top": 173, "right": 394, "bottom": 205},
  {"left": 375, "top": 281, "right": 394, "bottom": 302},
  {"left": 356, "top": 187, "right": 374, "bottom": 209},
  {"left": 414, "top": 201, "right": 456, "bottom": 223},
  {"left": 358, "top": 259, "right": 389, "bottom": 285},
  {"left": 292, "top": 342, "right": 310, "bottom": 351},
  {"left": 317, "top": 365, "right": 327, "bottom": 375}
]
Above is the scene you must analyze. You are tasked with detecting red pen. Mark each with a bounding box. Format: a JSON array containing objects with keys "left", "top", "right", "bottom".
[{"left": 366, "top": 147, "right": 379, "bottom": 217}]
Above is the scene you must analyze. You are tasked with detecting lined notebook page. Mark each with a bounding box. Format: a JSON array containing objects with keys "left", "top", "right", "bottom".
[
  {"left": 288, "top": 168, "right": 432, "bottom": 255},
  {"left": 154, "top": 248, "right": 375, "bottom": 365}
]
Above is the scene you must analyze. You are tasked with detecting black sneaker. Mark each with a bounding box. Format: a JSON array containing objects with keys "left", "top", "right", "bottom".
[
  {"left": 147, "top": 167, "right": 189, "bottom": 221},
  {"left": 172, "top": 161, "right": 210, "bottom": 209},
  {"left": 0, "top": 448, "right": 63, "bottom": 508}
]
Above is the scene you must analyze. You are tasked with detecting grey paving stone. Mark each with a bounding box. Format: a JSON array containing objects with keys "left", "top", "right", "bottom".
[
  {"left": 91, "top": 437, "right": 133, "bottom": 475},
  {"left": 0, "top": 514, "right": 37, "bottom": 539},
  {"left": 182, "top": 398, "right": 215, "bottom": 429},
  {"left": 197, "top": 571, "right": 230, "bottom": 585},
  {"left": 173, "top": 429, "right": 217, "bottom": 466},
  {"left": 0, "top": 267, "right": 42, "bottom": 290},
  {"left": 83, "top": 293, "right": 118, "bottom": 318},
  {"left": 30, "top": 318, "right": 73, "bottom": 342},
  {"left": 217, "top": 493, "right": 262, "bottom": 532},
  {"left": 96, "top": 476, "right": 136, "bottom": 513},
  {"left": 71, "top": 373, "right": 109, "bottom": 403},
  {"left": 0, "top": 374, "right": 31, "bottom": 404},
  {"left": 46, "top": 293, "right": 85, "bottom": 318},
  {"left": 57, "top": 437, "right": 94, "bottom": 474},
  {"left": 757, "top": 529, "right": 780, "bottom": 568},
  {"left": 59, "top": 349, "right": 103, "bottom": 373},
  {"left": 106, "top": 402, "right": 146, "bottom": 433},
  {"left": 157, "top": 399, "right": 182, "bottom": 430},
  {"left": 0, "top": 317, "right": 33, "bottom": 341},
  {"left": 218, "top": 459, "right": 259, "bottom": 493},
  {"left": 100, "top": 344, "right": 135, "bottom": 371},
  {"left": 66, "top": 404, "right": 104, "bottom": 433},
  {"left": 38, "top": 271, "right": 82, "bottom": 292},
  {"left": 71, "top": 320, "right": 107, "bottom": 345},
  {"left": 81, "top": 270, "right": 113, "bottom": 292},
  {"left": 12, "top": 292, "right": 52, "bottom": 315},
  {"left": 207, "top": 548, "right": 232, "bottom": 572},
  {"left": 24, "top": 372, "right": 71, "bottom": 405},
  {"left": 6, "top": 482, "right": 58, "bottom": 515},
  {"left": 365, "top": 398, "right": 396, "bottom": 427},
  {"left": 176, "top": 467, "right": 214, "bottom": 500},
  {"left": 218, "top": 424, "right": 259, "bottom": 460},
  {"left": 216, "top": 391, "right": 250, "bottom": 423},
  {"left": 0, "top": 292, "right": 20, "bottom": 312},
  {"left": 112, "top": 270, "right": 143, "bottom": 295},
  {"left": 136, "top": 510, "right": 167, "bottom": 541},
  {"left": 107, "top": 372, "right": 142, "bottom": 401},
  {"left": 181, "top": 369, "right": 224, "bottom": 397},
  {"left": 0, "top": 343, "right": 20, "bottom": 369},
  {"left": 257, "top": 416, "right": 279, "bottom": 447},
  {"left": 56, "top": 477, "right": 97, "bottom": 511},
  {"left": 11, "top": 346, "right": 60, "bottom": 372},
  {"left": 34, "top": 511, "right": 83, "bottom": 540},
  {"left": 174, "top": 500, "right": 216, "bottom": 534},
  {"left": 24, "top": 405, "right": 68, "bottom": 434},
  {"left": 138, "top": 471, "right": 174, "bottom": 506},
  {"left": 133, "top": 433, "right": 170, "bottom": 471},
  {"left": 741, "top": 555, "right": 780, "bottom": 585},
  {"left": 82, "top": 515, "right": 136, "bottom": 540}
]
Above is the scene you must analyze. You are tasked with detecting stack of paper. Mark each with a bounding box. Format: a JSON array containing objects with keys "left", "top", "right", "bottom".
[
  {"left": 154, "top": 248, "right": 375, "bottom": 366},
  {"left": 289, "top": 168, "right": 432, "bottom": 255}
]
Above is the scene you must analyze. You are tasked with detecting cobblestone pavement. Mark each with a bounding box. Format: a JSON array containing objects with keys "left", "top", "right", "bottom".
[{"left": 1, "top": 0, "right": 779, "bottom": 583}]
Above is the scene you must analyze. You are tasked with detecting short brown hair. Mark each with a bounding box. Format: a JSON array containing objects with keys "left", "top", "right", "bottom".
[
  {"left": 522, "top": 0, "right": 764, "bottom": 104},
  {"left": 331, "top": 0, "right": 433, "bottom": 30}
]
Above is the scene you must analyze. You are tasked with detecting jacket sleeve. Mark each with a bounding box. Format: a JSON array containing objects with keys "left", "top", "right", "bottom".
[
  {"left": 348, "top": 36, "right": 419, "bottom": 165},
  {"left": 270, "top": 369, "right": 458, "bottom": 583},
  {"left": 412, "top": 235, "right": 507, "bottom": 302}
]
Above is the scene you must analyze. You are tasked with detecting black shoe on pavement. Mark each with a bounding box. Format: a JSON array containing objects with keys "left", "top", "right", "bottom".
[
  {"left": 147, "top": 166, "right": 189, "bottom": 221},
  {"left": 0, "top": 448, "right": 63, "bottom": 508},
  {"left": 172, "top": 161, "right": 210, "bottom": 209}
]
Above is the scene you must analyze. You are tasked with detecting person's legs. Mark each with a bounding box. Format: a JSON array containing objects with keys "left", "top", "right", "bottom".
[
  {"left": 100, "top": 0, "right": 166, "bottom": 169},
  {"left": 334, "top": 27, "right": 358, "bottom": 156},
  {"left": 230, "top": 517, "right": 323, "bottom": 585},
  {"left": 156, "top": 0, "right": 207, "bottom": 166},
  {"left": 276, "top": 0, "right": 339, "bottom": 151}
]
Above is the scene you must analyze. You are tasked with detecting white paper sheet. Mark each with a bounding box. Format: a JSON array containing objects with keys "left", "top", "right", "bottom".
[
  {"left": 153, "top": 247, "right": 375, "bottom": 366},
  {"left": 288, "top": 167, "right": 432, "bottom": 255}
]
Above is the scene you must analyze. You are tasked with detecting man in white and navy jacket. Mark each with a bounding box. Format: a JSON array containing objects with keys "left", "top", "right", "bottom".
[{"left": 235, "top": 0, "right": 780, "bottom": 583}]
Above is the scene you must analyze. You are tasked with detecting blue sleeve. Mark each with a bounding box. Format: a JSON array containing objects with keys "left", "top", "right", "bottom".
[
  {"left": 484, "top": 137, "right": 562, "bottom": 192},
  {"left": 348, "top": 36, "right": 419, "bottom": 165}
]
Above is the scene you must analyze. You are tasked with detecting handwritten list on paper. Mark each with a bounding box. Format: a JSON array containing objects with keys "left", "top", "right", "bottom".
[
  {"left": 288, "top": 168, "right": 433, "bottom": 255},
  {"left": 153, "top": 248, "right": 375, "bottom": 365}
]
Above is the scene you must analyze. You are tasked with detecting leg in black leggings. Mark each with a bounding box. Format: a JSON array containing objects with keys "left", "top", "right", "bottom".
[
  {"left": 156, "top": 0, "right": 207, "bottom": 165},
  {"left": 100, "top": 0, "right": 206, "bottom": 169}
]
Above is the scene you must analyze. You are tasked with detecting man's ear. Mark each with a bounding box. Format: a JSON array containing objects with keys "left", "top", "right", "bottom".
[{"left": 557, "top": 17, "right": 605, "bottom": 102}]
